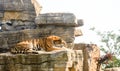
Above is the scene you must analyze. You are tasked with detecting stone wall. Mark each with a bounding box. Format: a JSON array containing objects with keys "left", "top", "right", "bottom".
[
  {"left": 0, "top": 50, "right": 83, "bottom": 71},
  {"left": 0, "top": 0, "right": 42, "bottom": 31},
  {"left": 74, "top": 43, "right": 100, "bottom": 71},
  {"left": 35, "top": 13, "right": 83, "bottom": 49},
  {"left": 35, "top": 13, "right": 83, "bottom": 27},
  {"left": 0, "top": 0, "right": 102, "bottom": 71},
  {"left": 0, "top": 2, "right": 84, "bottom": 71},
  {"left": 0, "top": 13, "right": 83, "bottom": 50},
  {"left": 0, "top": 0, "right": 42, "bottom": 21}
]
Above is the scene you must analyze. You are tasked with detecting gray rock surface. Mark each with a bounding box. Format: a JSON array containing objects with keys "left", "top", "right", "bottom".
[
  {"left": 0, "top": 50, "right": 83, "bottom": 71},
  {"left": 35, "top": 13, "right": 83, "bottom": 27},
  {"left": 0, "top": 0, "right": 42, "bottom": 21}
]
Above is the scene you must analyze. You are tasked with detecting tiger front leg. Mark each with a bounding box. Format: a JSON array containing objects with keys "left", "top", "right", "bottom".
[
  {"left": 26, "top": 49, "right": 39, "bottom": 54},
  {"left": 46, "top": 47, "right": 66, "bottom": 52}
]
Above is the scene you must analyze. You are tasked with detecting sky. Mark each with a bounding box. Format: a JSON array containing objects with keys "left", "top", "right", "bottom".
[{"left": 37, "top": 0, "right": 120, "bottom": 44}]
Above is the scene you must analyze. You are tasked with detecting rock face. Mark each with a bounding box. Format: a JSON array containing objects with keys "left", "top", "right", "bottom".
[
  {"left": 0, "top": 0, "right": 101, "bottom": 71},
  {"left": 74, "top": 43, "right": 100, "bottom": 71},
  {"left": 74, "top": 28, "right": 83, "bottom": 37},
  {"left": 0, "top": 13, "right": 83, "bottom": 50},
  {"left": 35, "top": 13, "right": 83, "bottom": 49},
  {"left": 0, "top": 50, "right": 83, "bottom": 71},
  {"left": 35, "top": 13, "right": 83, "bottom": 27},
  {"left": 0, "top": 2, "right": 84, "bottom": 70},
  {"left": 0, "top": 0, "right": 42, "bottom": 31},
  {"left": 0, "top": 0, "right": 42, "bottom": 21}
]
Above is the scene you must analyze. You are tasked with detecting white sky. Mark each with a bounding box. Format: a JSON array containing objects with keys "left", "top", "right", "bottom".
[{"left": 37, "top": 0, "right": 120, "bottom": 44}]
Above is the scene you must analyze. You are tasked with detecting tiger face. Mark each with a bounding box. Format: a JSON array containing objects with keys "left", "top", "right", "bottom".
[{"left": 47, "top": 35, "right": 67, "bottom": 48}]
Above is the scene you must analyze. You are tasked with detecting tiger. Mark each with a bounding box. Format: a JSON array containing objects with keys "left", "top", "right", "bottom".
[{"left": 10, "top": 35, "right": 67, "bottom": 54}]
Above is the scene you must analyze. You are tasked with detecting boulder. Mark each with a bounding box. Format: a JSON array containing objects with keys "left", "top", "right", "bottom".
[
  {"left": 74, "top": 43, "right": 100, "bottom": 71},
  {"left": 0, "top": 0, "right": 42, "bottom": 21},
  {"left": 74, "top": 28, "right": 83, "bottom": 37},
  {"left": 35, "top": 13, "right": 83, "bottom": 27},
  {"left": 0, "top": 50, "right": 83, "bottom": 71}
]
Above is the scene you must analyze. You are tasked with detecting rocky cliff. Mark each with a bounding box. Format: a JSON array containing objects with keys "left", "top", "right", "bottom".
[
  {"left": 0, "top": 50, "right": 83, "bottom": 71},
  {"left": 0, "top": 0, "right": 101, "bottom": 71},
  {"left": 0, "top": 0, "right": 42, "bottom": 21}
]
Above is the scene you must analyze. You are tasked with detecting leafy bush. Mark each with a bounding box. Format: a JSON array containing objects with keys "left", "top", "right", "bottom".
[{"left": 90, "top": 27, "right": 120, "bottom": 68}]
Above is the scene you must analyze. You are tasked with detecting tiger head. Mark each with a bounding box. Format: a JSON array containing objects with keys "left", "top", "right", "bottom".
[{"left": 47, "top": 35, "right": 67, "bottom": 48}]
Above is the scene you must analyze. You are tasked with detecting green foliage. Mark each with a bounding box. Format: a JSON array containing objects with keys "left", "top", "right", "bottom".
[
  {"left": 105, "top": 56, "right": 120, "bottom": 68},
  {"left": 90, "top": 27, "right": 120, "bottom": 68}
]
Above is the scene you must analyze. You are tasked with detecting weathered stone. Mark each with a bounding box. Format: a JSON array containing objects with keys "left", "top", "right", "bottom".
[
  {"left": 0, "top": 28, "right": 75, "bottom": 49},
  {"left": 0, "top": 50, "right": 83, "bottom": 71},
  {"left": 67, "top": 43, "right": 74, "bottom": 49},
  {"left": 37, "top": 25, "right": 75, "bottom": 42},
  {"left": 0, "top": 55, "right": 6, "bottom": 64},
  {"left": 74, "top": 43, "right": 100, "bottom": 71},
  {"left": 2, "top": 0, "right": 23, "bottom": 11},
  {"left": 0, "top": 0, "right": 42, "bottom": 21},
  {"left": 1, "top": 20, "right": 36, "bottom": 31},
  {"left": 74, "top": 28, "right": 83, "bottom": 37},
  {"left": 1, "top": 23, "right": 15, "bottom": 31},
  {"left": 0, "top": 65, "right": 4, "bottom": 71},
  {"left": 35, "top": 13, "right": 82, "bottom": 27},
  {"left": 69, "top": 50, "right": 83, "bottom": 71},
  {"left": 13, "top": 21, "right": 36, "bottom": 30},
  {"left": 0, "top": 0, "right": 86, "bottom": 71},
  {"left": 32, "top": 0, "right": 42, "bottom": 16},
  {"left": 0, "top": 12, "right": 4, "bottom": 18},
  {"left": 77, "top": 19, "right": 84, "bottom": 26}
]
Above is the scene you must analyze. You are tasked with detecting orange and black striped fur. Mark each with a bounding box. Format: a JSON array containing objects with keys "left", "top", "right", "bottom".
[{"left": 10, "top": 35, "right": 67, "bottom": 54}]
